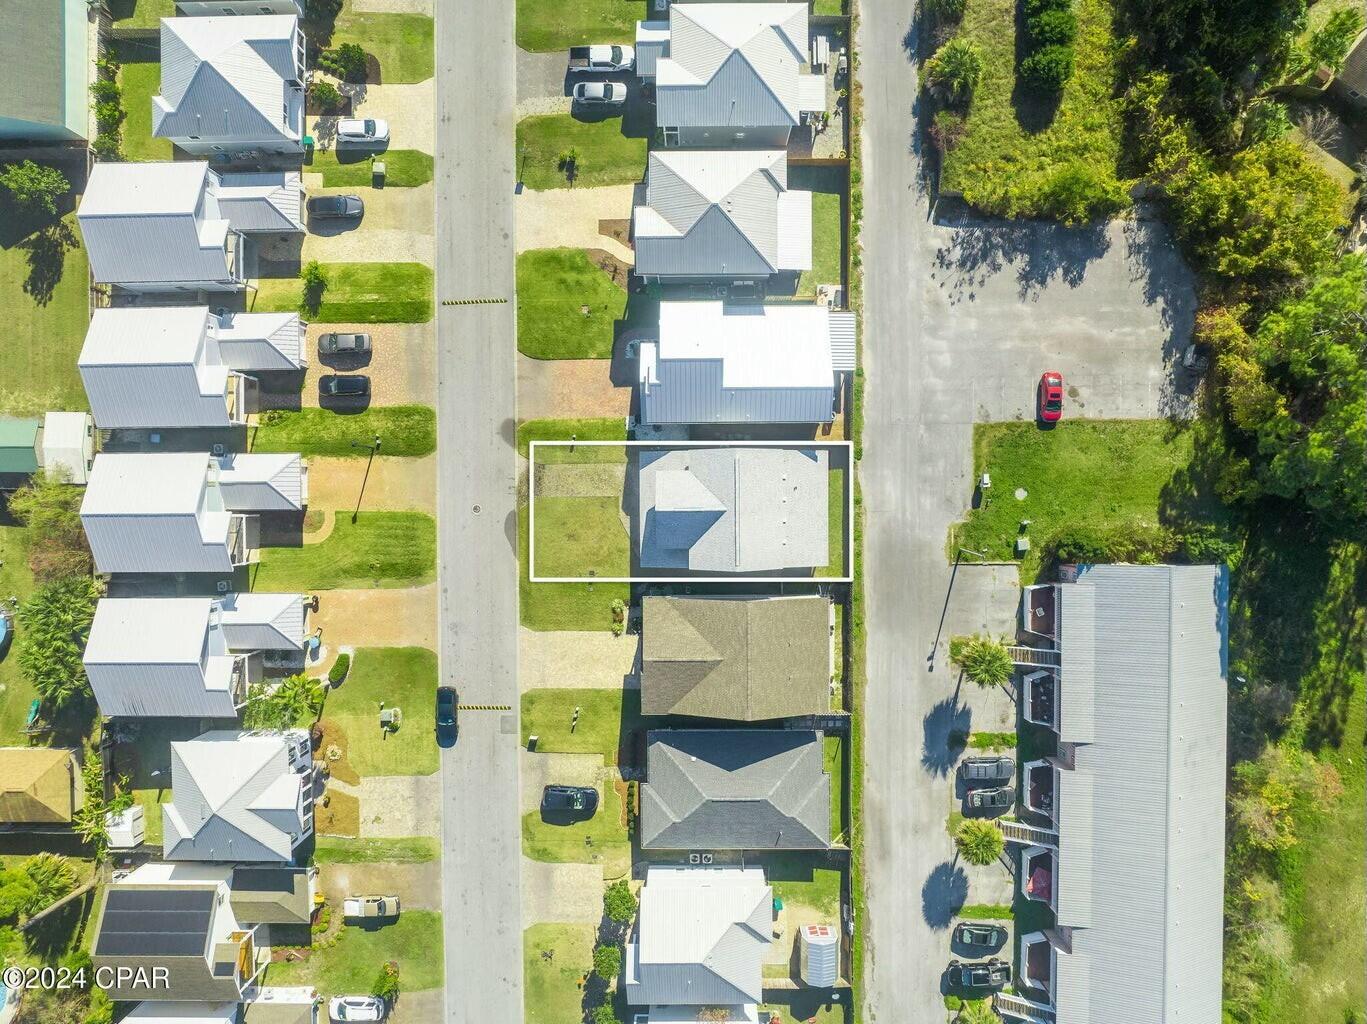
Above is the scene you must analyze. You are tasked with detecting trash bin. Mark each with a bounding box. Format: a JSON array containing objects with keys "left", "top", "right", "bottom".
[{"left": 372, "top": 159, "right": 386, "bottom": 188}]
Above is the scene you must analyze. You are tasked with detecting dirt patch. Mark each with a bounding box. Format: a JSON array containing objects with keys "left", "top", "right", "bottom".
[
  {"left": 532, "top": 462, "right": 625, "bottom": 498},
  {"left": 311, "top": 585, "right": 437, "bottom": 649},
  {"left": 319, "top": 859, "right": 442, "bottom": 912},
  {"left": 585, "top": 248, "right": 631, "bottom": 287},
  {"left": 516, "top": 355, "right": 632, "bottom": 421},
  {"left": 598, "top": 219, "right": 632, "bottom": 248},
  {"left": 306, "top": 455, "right": 436, "bottom": 514},
  {"left": 316, "top": 787, "right": 361, "bottom": 837},
  {"left": 317, "top": 717, "right": 361, "bottom": 785}
]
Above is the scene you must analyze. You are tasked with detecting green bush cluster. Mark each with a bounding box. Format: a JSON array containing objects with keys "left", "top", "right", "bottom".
[
  {"left": 1019, "top": 0, "right": 1075, "bottom": 92},
  {"left": 328, "top": 653, "right": 351, "bottom": 685},
  {"left": 90, "top": 57, "right": 124, "bottom": 160},
  {"left": 0, "top": 853, "right": 77, "bottom": 921},
  {"left": 371, "top": 961, "right": 400, "bottom": 1002},
  {"left": 318, "top": 42, "right": 368, "bottom": 83},
  {"left": 309, "top": 79, "right": 344, "bottom": 113},
  {"left": 592, "top": 943, "right": 622, "bottom": 980}
]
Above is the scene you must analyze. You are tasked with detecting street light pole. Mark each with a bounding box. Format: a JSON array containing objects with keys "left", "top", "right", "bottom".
[{"left": 350, "top": 434, "right": 382, "bottom": 524}]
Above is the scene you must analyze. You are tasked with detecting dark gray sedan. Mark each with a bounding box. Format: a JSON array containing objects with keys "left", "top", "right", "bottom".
[
  {"left": 959, "top": 755, "right": 1015, "bottom": 785},
  {"left": 966, "top": 786, "right": 1015, "bottom": 811},
  {"left": 319, "top": 374, "right": 370, "bottom": 398},
  {"left": 307, "top": 194, "right": 364, "bottom": 219},
  {"left": 948, "top": 958, "right": 1011, "bottom": 991},
  {"left": 318, "top": 332, "right": 373, "bottom": 357},
  {"left": 953, "top": 922, "right": 1008, "bottom": 953}
]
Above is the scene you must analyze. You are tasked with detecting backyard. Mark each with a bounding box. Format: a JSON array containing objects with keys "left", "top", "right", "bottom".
[
  {"left": 252, "top": 406, "right": 437, "bottom": 458},
  {"left": 523, "top": 923, "right": 596, "bottom": 1024},
  {"left": 516, "top": 114, "right": 648, "bottom": 191},
  {"left": 936, "top": 0, "right": 1126, "bottom": 218},
  {"left": 268, "top": 910, "right": 444, "bottom": 993},
  {"left": 254, "top": 263, "right": 434, "bottom": 324},
  {"left": 113, "top": 42, "right": 172, "bottom": 163},
  {"left": 252, "top": 511, "right": 437, "bottom": 590},
  {"left": 319, "top": 647, "right": 439, "bottom": 778},
  {"left": 308, "top": 149, "right": 434, "bottom": 189},
  {"left": 816, "top": 465, "right": 849, "bottom": 579},
  {"left": 106, "top": 0, "right": 173, "bottom": 29},
  {"left": 0, "top": 523, "right": 36, "bottom": 745},
  {"left": 516, "top": 248, "right": 628, "bottom": 360},
  {"left": 790, "top": 165, "right": 846, "bottom": 297}
]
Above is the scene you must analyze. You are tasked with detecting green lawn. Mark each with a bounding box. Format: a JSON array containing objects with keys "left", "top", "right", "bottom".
[
  {"left": 254, "top": 263, "right": 433, "bottom": 323},
  {"left": 518, "top": 418, "right": 627, "bottom": 462},
  {"left": 268, "top": 909, "right": 443, "bottom": 993},
  {"left": 817, "top": 466, "right": 848, "bottom": 578},
  {"left": 824, "top": 735, "right": 844, "bottom": 842},
  {"left": 520, "top": 501, "right": 628, "bottom": 631},
  {"left": 531, "top": 496, "right": 630, "bottom": 578},
  {"left": 253, "top": 511, "right": 436, "bottom": 590},
  {"left": 0, "top": 211, "right": 90, "bottom": 415},
  {"left": 0, "top": 524, "right": 37, "bottom": 745},
  {"left": 938, "top": 0, "right": 1127, "bottom": 219},
  {"left": 132, "top": 789, "right": 170, "bottom": 847},
  {"left": 114, "top": 50, "right": 171, "bottom": 163},
  {"left": 311, "top": 836, "right": 438, "bottom": 864},
  {"left": 515, "top": 0, "right": 643, "bottom": 51},
  {"left": 516, "top": 114, "right": 648, "bottom": 191},
  {"left": 768, "top": 856, "right": 842, "bottom": 918},
  {"left": 799, "top": 190, "right": 843, "bottom": 296},
  {"left": 322, "top": 648, "right": 438, "bottom": 776},
  {"left": 522, "top": 781, "right": 629, "bottom": 875},
  {"left": 516, "top": 249, "right": 627, "bottom": 359},
  {"left": 521, "top": 689, "right": 641, "bottom": 765},
  {"left": 524, "top": 923, "right": 595, "bottom": 1024},
  {"left": 253, "top": 406, "right": 436, "bottom": 458},
  {"left": 107, "top": 0, "right": 174, "bottom": 28},
  {"left": 950, "top": 421, "right": 1222, "bottom": 578},
  {"left": 329, "top": 8, "right": 434, "bottom": 84},
  {"left": 308, "top": 149, "right": 434, "bottom": 188}
]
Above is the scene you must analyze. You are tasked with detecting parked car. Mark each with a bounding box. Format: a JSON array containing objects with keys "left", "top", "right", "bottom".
[
  {"left": 436, "top": 686, "right": 458, "bottom": 744},
  {"left": 307, "top": 194, "right": 364, "bottom": 219},
  {"left": 342, "top": 895, "right": 400, "bottom": 920},
  {"left": 335, "top": 118, "right": 390, "bottom": 144},
  {"left": 318, "top": 332, "right": 373, "bottom": 357},
  {"left": 959, "top": 755, "right": 1014, "bottom": 785},
  {"left": 541, "top": 784, "right": 599, "bottom": 817},
  {"left": 947, "top": 958, "right": 1011, "bottom": 991},
  {"left": 329, "top": 995, "right": 386, "bottom": 1022},
  {"left": 1038, "top": 370, "right": 1064, "bottom": 423},
  {"left": 966, "top": 786, "right": 1015, "bottom": 811},
  {"left": 953, "top": 922, "right": 1008, "bottom": 954},
  {"left": 568, "top": 44, "right": 635, "bottom": 72},
  {"left": 319, "top": 374, "right": 370, "bottom": 398},
  {"left": 572, "top": 81, "right": 627, "bottom": 107}
]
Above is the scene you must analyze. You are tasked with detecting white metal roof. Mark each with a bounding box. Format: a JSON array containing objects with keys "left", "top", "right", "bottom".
[
  {"left": 155, "top": 16, "right": 301, "bottom": 145},
  {"left": 82, "top": 452, "right": 209, "bottom": 516},
  {"left": 125, "top": 1001, "right": 239, "bottom": 1024},
  {"left": 82, "top": 307, "right": 211, "bottom": 364},
  {"left": 87, "top": 598, "right": 214, "bottom": 665},
  {"left": 217, "top": 453, "right": 305, "bottom": 511},
  {"left": 216, "top": 171, "right": 304, "bottom": 231},
  {"left": 41, "top": 411, "right": 93, "bottom": 485},
  {"left": 79, "top": 161, "right": 210, "bottom": 217},
  {"left": 217, "top": 592, "right": 306, "bottom": 651},
  {"left": 213, "top": 310, "right": 306, "bottom": 370}
]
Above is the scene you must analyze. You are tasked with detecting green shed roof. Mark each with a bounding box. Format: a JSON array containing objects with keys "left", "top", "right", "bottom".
[{"left": 0, "top": 418, "right": 40, "bottom": 475}]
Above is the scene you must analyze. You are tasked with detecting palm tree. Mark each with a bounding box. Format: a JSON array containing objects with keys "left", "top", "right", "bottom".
[
  {"left": 958, "top": 997, "right": 1004, "bottom": 1024},
  {"left": 924, "top": 39, "right": 984, "bottom": 106},
  {"left": 955, "top": 818, "right": 1006, "bottom": 867},
  {"left": 949, "top": 634, "right": 1015, "bottom": 692}
]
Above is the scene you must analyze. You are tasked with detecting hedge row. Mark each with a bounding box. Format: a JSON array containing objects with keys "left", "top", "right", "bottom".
[{"left": 1020, "top": 0, "right": 1076, "bottom": 92}]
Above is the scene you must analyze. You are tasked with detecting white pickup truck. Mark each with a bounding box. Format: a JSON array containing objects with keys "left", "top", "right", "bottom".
[{"left": 567, "top": 44, "right": 635, "bottom": 73}]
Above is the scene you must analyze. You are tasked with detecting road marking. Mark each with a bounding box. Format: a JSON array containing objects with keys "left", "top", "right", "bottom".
[
  {"left": 457, "top": 704, "right": 513, "bottom": 711},
  {"left": 440, "top": 297, "right": 508, "bottom": 305}
]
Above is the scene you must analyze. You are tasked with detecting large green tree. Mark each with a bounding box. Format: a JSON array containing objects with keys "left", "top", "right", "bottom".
[{"left": 7, "top": 469, "right": 90, "bottom": 582}]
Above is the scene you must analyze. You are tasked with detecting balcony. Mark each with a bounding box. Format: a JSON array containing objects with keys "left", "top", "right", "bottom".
[
  {"left": 1019, "top": 931, "right": 1055, "bottom": 998},
  {"left": 1021, "top": 584, "right": 1056, "bottom": 640},
  {"left": 1021, "top": 847, "right": 1055, "bottom": 909},
  {"left": 1024, "top": 759, "right": 1056, "bottom": 821},
  {"left": 1023, "top": 671, "right": 1058, "bottom": 731}
]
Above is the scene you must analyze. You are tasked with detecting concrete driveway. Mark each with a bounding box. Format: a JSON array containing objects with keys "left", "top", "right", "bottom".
[
  {"left": 514, "top": 184, "right": 635, "bottom": 262},
  {"left": 302, "top": 184, "right": 435, "bottom": 265},
  {"left": 313, "top": 79, "right": 436, "bottom": 155},
  {"left": 517, "top": 48, "right": 572, "bottom": 119},
  {"left": 302, "top": 321, "right": 436, "bottom": 407},
  {"left": 519, "top": 628, "right": 640, "bottom": 691}
]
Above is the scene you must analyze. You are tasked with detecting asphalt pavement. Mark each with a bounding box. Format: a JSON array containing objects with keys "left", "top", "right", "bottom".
[{"left": 435, "top": 0, "right": 522, "bottom": 1020}]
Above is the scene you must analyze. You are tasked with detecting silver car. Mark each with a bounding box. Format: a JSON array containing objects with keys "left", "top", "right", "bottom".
[
  {"left": 572, "top": 81, "right": 626, "bottom": 107},
  {"left": 335, "top": 117, "right": 390, "bottom": 144},
  {"left": 318, "top": 332, "right": 372, "bottom": 356},
  {"left": 958, "top": 755, "right": 1014, "bottom": 785}
]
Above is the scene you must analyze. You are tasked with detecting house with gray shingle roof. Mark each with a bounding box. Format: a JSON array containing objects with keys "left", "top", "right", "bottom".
[
  {"left": 632, "top": 149, "right": 811, "bottom": 286},
  {"left": 623, "top": 864, "right": 772, "bottom": 1017},
  {"left": 635, "top": 3, "right": 825, "bottom": 148},
  {"left": 999, "top": 564, "right": 1228, "bottom": 1024},
  {"left": 641, "top": 729, "right": 830, "bottom": 850},
  {"left": 637, "top": 446, "right": 828, "bottom": 574},
  {"left": 642, "top": 594, "right": 831, "bottom": 719}
]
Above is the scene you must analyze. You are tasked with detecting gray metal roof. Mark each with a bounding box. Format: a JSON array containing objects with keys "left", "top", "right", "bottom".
[
  {"left": 637, "top": 446, "right": 829, "bottom": 573},
  {"left": 1052, "top": 564, "right": 1228, "bottom": 1024},
  {"left": 641, "top": 729, "right": 830, "bottom": 849}
]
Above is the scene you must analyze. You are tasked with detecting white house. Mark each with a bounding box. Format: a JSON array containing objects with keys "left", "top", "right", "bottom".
[
  {"left": 80, "top": 451, "right": 306, "bottom": 575},
  {"left": 635, "top": 3, "right": 825, "bottom": 148},
  {"left": 633, "top": 150, "right": 811, "bottom": 285},
  {"left": 163, "top": 730, "right": 315, "bottom": 863},
  {"left": 155, "top": 15, "right": 306, "bottom": 156},
  {"left": 176, "top": 0, "right": 304, "bottom": 15},
  {"left": 84, "top": 595, "right": 308, "bottom": 718},
  {"left": 78, "top": 162, "right": 303, "bottom": 293},
  {"left": 639, "top": 301, "right": 856, "bottom": 425},
  {"left": 624, "top": 865, "right": 772, "bottom": 1021}
]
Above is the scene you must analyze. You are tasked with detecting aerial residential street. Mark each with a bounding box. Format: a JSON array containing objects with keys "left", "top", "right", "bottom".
[
  {"left": 857, "top": 2, "right": 1196, "bottom": 1017},
  {"left": 436, "top": 0, "right": 522, "bottom": 1021}
]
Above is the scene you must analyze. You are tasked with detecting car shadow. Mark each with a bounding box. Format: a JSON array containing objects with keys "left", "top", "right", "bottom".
[
  {"left": 307, "top": 215, "right": 365, "bottom": 237},
  {"left": 318, "top": 392, "right": 373, "bottom": 413},
  {"left": 539, "top": 807, "right": 597, "bottom": 827},
  {"left": 319, "top": 349, "right": 374, "bottom": 371}
]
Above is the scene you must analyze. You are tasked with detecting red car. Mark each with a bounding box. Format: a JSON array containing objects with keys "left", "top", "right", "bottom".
[{"left": 1038, "top": 371, "right": 1064, "bottom": 423}]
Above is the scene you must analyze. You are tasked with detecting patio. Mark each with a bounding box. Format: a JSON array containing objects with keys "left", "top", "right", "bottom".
[
  {"left": 1024, "top": 670, "right": 1057, "bottom": 731},
  {"left": 787, "top": 22, "right": 850, "bottom": 160}
]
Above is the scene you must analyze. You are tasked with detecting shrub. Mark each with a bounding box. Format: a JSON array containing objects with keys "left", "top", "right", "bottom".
[
  {"left": 305, "top": 0, "right": 343, "bottom": 20},
  {"left": 1019, "top": 44, "right": 1074, "bottom": 91},
  {"left": 301, "top": 260, "right": 328, "bottom": 315},
  {"left": 371, "top": 961, "right": 400, "bottom": 1002},
  {"left": 591, "top": 1006, "right": 622, "bottom": 1024},
  {"left": 592, "top": 943, "right": 622, "bottom": 980},
  {"left": 94, "top": 100, "right": 124, "bottom": 134},
  {"left": 929, "top": 109, "right": 968, "bottom": 152},
  {"left": 947, "top": 635, "right": 1014, "bottom": 689},
  {"left": 91, "top": 131, "right": 122, "bottom": 161},
  {"left": 603, "top": 879, "right": 637, "bottom": 922},
  {"left": 17, "top": 575, "right": 101, "bottom": 710},
  {"left": 955, "top": 819, "right": 1005, "bottom": 866},
  {"left": 7, "top": 470, "right": 91, "bottom": 581},
  {"left": 328, "top": 653, "right": 351, "bottom": 685},
  {"left": 1032, "top": 163, "right": 1130, "bottom": 224},
  {"left": 20, "top": 853, "right": 77, "bottom": 916},
  {"left": 1027, "top": 7, "right": 1077, "bottom": 46},
  {"left": 923, "top": 0, "right": 967, "bottom": 22},
  {"left": 310, "top": 80, "right": 344, "bottom": 113},
  {"left": 319, "top": 42, "right": 368, "bottom": 83},
  {"left": 242, "top": 674, "right": 324, "bottom": 731},
  {"left": 1023, "top": 0, "right": 1070, "bottom": 14},
  {"left": 958, "top": 998, "right": 1005, "bottom": 1024},
  {"left": 90, "top": 78, "right": 121, "bottom": 104},
  {"left": 924, "top": 38, "right": 984, "bottom": 105},
  {"left": 0, "top": 161, "right": 69, "bottom": 219}
]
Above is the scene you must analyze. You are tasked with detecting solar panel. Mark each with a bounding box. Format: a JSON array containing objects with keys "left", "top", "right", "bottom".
[
  {"left": 233, "top": 867, "right": 299, "bottom": 892},
  {"left": 96, "top": 888, "right": 215, "bottom": 957}
]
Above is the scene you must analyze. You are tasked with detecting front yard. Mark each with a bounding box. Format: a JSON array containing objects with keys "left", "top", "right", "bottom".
[
  {"left": 253, "top": 406, "right": 437, "bottom": 458},
  {"left": 268, "top": 909, "right": 444, "bottom": 993},
  {"left": 313, "top": 836, "right": 439, "bottom": 864},
  {"left": 326, "top": 5, "right": 434, "bottom": 85},
  {"left": 320, "top": 647, "right": 439, "bottom": 778},
  {"left": 308, "top": 149, "right": 434, "bottom": 188},
  {"left": 531, "top": 496, "right": 630, "bottom": 579},
  {"left": 516, "top": 248, "right": 628, "bottom": 360},
  {"left": 521, "top": 689, "right": 640, "bottom": 766},
  {"left": 522, "top": 780, "right": 630, "bottom": 876},
  {"left": 523, "top": 923, "right": 596, "bottom": 1024},
  {"left": 519, "top": 501, "right": 629, "bottom": 630},
  {"left": 252, "top": 511, "right": 437, "bottom": 590},
  {"left": 516, "top": 114, "right": 648, "bottom": 191},
  {"left": 254, "top": 263, "right": 433, "bottom": 324},
  {"left": 515, "top": 0, "right": 643, "bottom": 51},
  {"left": 518, "top": 418, "right": 628, "bottom": 461}
]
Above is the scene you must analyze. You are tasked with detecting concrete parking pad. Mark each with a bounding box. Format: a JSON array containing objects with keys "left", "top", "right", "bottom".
[
  {"left": 516, "top": 354, "right": 632, "bottom": 420},
  {"left": 389, "top": 990, "right": 442, "bottom": 1024},
  {"left": 514, "top": 185, "right": 635, "bottom": 263},
  {"left": 314, "top": 79, "right": 436, "bottom": 155},
  {"left": 311, "top": 585, "right": 437, "bottom": 649},
  {"left": 519, "top": 750, "right": 604, "bottom": 809},
  {"left": 320, "top": 859, "right": 443, "bottom": 911},
  {"left": 301, "top": 322, "right": 436, "bottom": 408},
  {"left": 351, "top": 774, "right": 442, "bottom": 838},
  {"left": 521, "top": 859, "right": 605, "bottom": 926},
  {"left": 303, "top": 184, "right": 435, "bottom": 265},
  {"left": 519, "top": 628, "right": 640, "bottom": 691},
  {"left": 306, "top": 455, "right": 437, "bottom": 514}
]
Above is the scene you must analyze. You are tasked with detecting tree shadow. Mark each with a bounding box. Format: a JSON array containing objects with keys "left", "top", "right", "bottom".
[
  {"left": 922, "top": 861, "right": 969, "bottom": 929},
  {"left": 922, "top": 694, "right": 972, "bottom": 777},
  {"left": 20, "top": 219, "right": 77, "bottom": 307},
  {"left": 931, "top": 216, "right": 1113, "bottom": 305},
  {"left": 1009, "top": 1, "right": 1063, "bottom": 133}
]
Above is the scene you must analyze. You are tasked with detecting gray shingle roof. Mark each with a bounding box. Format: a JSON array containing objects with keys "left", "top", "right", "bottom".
[
  {"left": 641, "top": 729, "right": 830, "bottom": 849},
  {"left": 642, "top": 595, "right": 830, "bottom": 719}
]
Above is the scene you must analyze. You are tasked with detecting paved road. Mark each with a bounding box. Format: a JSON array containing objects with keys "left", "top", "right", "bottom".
[
  {"left": 435, "top": 0, "right": 522, "bottom": 1020},
  {"left": 855, "top": 5, "right": 1195, "bottom": 1019}
]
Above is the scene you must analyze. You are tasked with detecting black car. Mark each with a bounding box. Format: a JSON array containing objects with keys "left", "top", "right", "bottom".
[
  {"left": 319, "top": 374, "right": 370, "bottom": 398},
  {"left": 540, "top": 785, "right": 599, "bottom": 818},
  {"left": 435, "top": 686, "right": 458, "bottom": 744},
  {"left": 959, "top": 755, "right": 1015, "bottom": 785},
  {"left": 318, "top": 332, "right": 373, "bottom": 357},
  {"left": 307, "top": 194, "right": 364, "bottom": 219},
  {"left": 948, "top": 958, "right": 1011, "bottom": 991},
  {"left": 953, "top": 922, "right": 1008, "bottom": 954},
  {"left": 966, "top": 786, "right": 1015, "bottom": 811}
]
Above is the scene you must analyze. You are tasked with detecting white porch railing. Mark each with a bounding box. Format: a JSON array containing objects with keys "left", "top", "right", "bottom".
[
  {"left": 994, "top": 991, "right": 1057, "bottom": 1023},
  {"left": 1000, "top": 820, "right": 1058, "bottom": 848}
]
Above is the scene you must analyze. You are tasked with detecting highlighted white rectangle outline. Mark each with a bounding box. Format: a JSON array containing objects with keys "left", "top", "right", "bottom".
[{"left": 528, "top": 439, "right": 854, "bottom": 584}]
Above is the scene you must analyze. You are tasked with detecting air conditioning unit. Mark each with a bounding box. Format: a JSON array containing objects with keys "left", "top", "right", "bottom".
[
  {"left": 689, "top": 853, "right": 700, "bottom": 864},
  {"left": 212, "top": 443, "right": 227, "bottom": 458},
  {"left": 701, "top": 854, "right": 713, "bottom": 864},
  {"left": 216, "top": 580, "right": 231, "bottom": 593}
]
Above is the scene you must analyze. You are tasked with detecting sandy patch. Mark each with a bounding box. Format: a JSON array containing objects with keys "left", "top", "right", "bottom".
[
  {"left": 303, "top": 321, "right": 436, "bottom": 407},
  {"left": 311, "top": 585, "right": 437, "bottom": 649},
  {"left": 302, "top": 184, "right": 434, "bottom": 264},
  {"left": 306, "top": 455, "right": 437, "bottom": 513},
  {"left": 519, "top": 629, "right": 640, "bottom": 692},
  {"left": 516, "top": 355, "right": 631, "bottom": 420},
  {"left": 521, "top": 859, "right": 605, "bottom": 926},
  {"left": 515, "top": 185, "right": 636, "bottom": 262}
]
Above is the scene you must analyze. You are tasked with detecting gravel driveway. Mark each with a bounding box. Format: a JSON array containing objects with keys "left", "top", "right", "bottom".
[
  {"left": 303, "top": 184, "right": 435, "bottom": 265},
  {"left": 304, "top": 321, "right": 436, "bottom": 407},
  {"left": 519, "top": 628, "right": 640, "bottom": 691}
]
